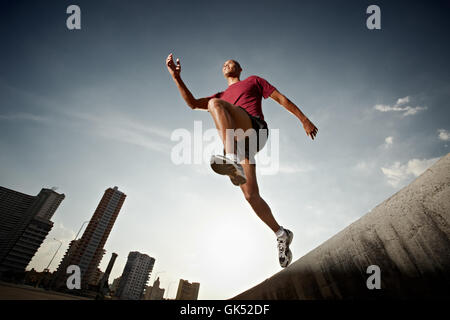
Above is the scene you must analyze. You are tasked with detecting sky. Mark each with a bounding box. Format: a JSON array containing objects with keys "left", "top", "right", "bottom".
[{"left": 1, "top": 0, "right": 449, "bottom": 299}]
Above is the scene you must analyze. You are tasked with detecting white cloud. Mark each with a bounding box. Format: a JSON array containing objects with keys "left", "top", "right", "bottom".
[
  {"left": 0, "top": 109, "right": 174, "bottom": 154},
  {"left": 65, "top": 111, "right": 173, "bottom": 154},
  {"left": 380, "top": 156, "right": 440, "bottom": 187},
  {"left": 0, "top": 112, "right": 49, "bottom": 123},
  {"left": 396, "top": 96, "right": 409, "bottom": 106},
  {"left": 277, "top": 163, "right": 315, "bottom": 174},
  {"left": 374, "top": 96, "right": 427, "bottom": 117},
  {"left": 354, "top": 160, "right": 378, "bottom": 176},
  {"left": 373, "top": 104, "right": 391, "bottom": 112},
  {"left": 374, "top": 104, "right": 427, "bottom": 117},
  {"left": 438, "top": 129, "right": 449, "bottom": 141},
  {"left": 402, "top": 106, "right": 428, "bottom": 116},
  {"left": 355, "top": 161, "right": 370, "bottom": 171},
  {"left": 98, "top": 126, "right": 171, "bottom": 153},
  {"left": 384, "top": 136, "right": 393, "bottom": 148}
]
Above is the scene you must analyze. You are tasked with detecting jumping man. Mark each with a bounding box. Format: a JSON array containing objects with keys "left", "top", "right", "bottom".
[{"left": 165, "top": 53, "right": 318, "bottom": 268}]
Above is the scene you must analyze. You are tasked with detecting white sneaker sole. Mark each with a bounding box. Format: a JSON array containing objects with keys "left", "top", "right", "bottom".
[
  {"left": 280, "top": 231, "right": 294, "bottom": 268},
  {"left": 210, "top": 156, "right": 247, "bottom": 186}
]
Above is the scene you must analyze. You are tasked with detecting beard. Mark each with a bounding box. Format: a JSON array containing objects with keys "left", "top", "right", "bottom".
[{"left": 224, "top": 69, "right": 239, "bottom": 77}]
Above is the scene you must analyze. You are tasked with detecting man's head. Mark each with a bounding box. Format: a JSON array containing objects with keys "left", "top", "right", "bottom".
[{"left": 222, "top": 59, "right": 242, "bottom": 78}]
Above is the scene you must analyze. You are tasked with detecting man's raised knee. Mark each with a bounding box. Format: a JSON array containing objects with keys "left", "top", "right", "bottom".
[{"left": 207, "top": 98, "right": 223, "bottom": 112}]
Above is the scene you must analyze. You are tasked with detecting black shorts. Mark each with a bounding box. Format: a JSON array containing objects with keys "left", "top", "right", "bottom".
[{"left": 223, "top": 106, "right": 269, "bottom": 162}]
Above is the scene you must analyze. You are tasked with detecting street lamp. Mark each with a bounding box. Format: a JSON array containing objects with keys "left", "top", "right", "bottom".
[
  {"left": 44, "top": 238, "right": 63, "bottom": 272},
  {"left": 37, "top": 238, "right": 62, "bottom": 289},
  {"left": 152, "top": 270, "right": 165, "bottom": 284},
  {"left": 47, "top": 218, "right": 99, "bottom": 290},
  {"left": 73, "top": 218, "right": 101, "bottom": 241},
  {"left": 73, "top": 220, "right": 90, "bottom": 241}
]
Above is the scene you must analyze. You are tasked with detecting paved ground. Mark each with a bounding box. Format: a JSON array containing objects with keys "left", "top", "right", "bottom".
[{"left": 0, "top": 282, "right": 91, "bottom": 300}]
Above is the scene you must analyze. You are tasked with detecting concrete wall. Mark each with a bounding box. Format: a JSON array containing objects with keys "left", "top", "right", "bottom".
[{"left": 233, "top": 153, "right": 450, "bottom": 299}]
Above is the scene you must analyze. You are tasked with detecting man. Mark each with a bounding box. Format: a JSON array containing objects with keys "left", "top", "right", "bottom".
[{"left": 165, "top": 53, "right": 318, "bottom": 268}]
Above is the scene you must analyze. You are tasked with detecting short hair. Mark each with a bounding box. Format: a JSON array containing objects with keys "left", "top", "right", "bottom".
[{"left": 231, "top": 60, "right": 242, "bottom": 70}]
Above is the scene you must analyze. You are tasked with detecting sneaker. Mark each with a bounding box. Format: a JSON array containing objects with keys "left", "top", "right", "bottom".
[
  {"left": 210, "top": 154, "right": 247, "bottom": 186},
  {"left": 277, "top": 228, "right": 294, "bottom": 268}
]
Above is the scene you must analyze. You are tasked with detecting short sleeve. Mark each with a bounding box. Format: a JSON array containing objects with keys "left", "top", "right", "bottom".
[
  {"left": 255, "top": 76, "right": 276, "bottom": 99},
  {"left": 207, "top": 92, "right": 223, "bottom": 99}
]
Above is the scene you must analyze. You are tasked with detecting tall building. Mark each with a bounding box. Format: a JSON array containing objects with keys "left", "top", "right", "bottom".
[
  {"left": 144, "top": 277, "right": 165, "bottom": 300},
  {"left": 51, "top": 239, "right": 79, "bottom": 289},
  {"left": 176, "top": 279, "right": 200, "bottom": 300},
  {"left": 0, "top": 186, "right": 65, "bottom": 274},
  {"left": 53, "top": 186, "right": 126, "bottom": 290},
  {"left": 117, "top": 251, "right": 155, "bottom": 300},
  {"left": 90, "top": 268, "right": 104, "bottom": 287},
  {"left": 110, "top": 276, "right": 121, "bottom": 296}
]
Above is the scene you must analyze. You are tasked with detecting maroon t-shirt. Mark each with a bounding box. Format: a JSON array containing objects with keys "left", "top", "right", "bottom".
[{"left": 208, "top": 75, "right": 276, "bottom": 122}]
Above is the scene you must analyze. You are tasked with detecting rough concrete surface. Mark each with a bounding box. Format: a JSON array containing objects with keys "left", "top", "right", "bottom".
[{"left": 233, "top": 153, "right": 450, "bottom": 300}]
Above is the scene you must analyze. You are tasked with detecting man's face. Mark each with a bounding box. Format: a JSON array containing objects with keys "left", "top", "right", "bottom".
[{"left": 222, "top": 60, "right": 241, "bottom": 78}]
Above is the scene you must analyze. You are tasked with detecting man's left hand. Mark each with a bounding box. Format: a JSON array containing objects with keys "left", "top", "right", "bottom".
[{"left": 302, "top": 118, "right": 318, "bottom": 140}]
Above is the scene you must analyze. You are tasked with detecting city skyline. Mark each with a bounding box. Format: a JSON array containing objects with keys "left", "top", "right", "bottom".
[
  {"left": 1, "top": 0, "right": 449, "bottom": 299},
  {"left": 0, "top": 182, "right": 197, "bottom": 300},
  {"left": 0, "top": 183, "right": 190, "bottom": 299},
  {"left": 19, "top": 183, "right": 199, "bottom": 299}
]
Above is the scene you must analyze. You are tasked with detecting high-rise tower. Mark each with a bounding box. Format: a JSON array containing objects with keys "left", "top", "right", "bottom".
[
  {"left": 0, "top": 186, "right": 65, "bottom": 274},
  {"left": 54, "top": 186, "right": 125, "bottom": 290},
  {"left": 117, "top": 251, "right": 155, "bottom": 300}
]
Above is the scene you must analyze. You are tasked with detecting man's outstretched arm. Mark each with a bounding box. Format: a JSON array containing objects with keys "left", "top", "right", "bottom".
[
  {"left": 270, "top": 89, "right": 318, "bottom": 140},
  {"left": 165, "top": 53, "right": 209, "bottom": 110}
]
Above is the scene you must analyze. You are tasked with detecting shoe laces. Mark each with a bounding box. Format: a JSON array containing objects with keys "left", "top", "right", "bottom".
[{"left": 277, "top": 237, "right": 286, "bottom": 252}]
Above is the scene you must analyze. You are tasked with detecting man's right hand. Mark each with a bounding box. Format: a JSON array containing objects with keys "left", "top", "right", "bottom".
[{"left": 166, "top": 53, "right": 181, "bottom": 78}]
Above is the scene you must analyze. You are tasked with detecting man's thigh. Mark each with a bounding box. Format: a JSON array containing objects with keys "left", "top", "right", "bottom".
[{"left": 215, "top": 99, "right": 253, "bottom": 133}]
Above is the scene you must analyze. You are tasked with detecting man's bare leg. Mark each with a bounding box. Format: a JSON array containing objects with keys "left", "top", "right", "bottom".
[
  {"left": 207, "top": 98, "right": 252, "bottom": 154},
  {"left": 239, "top": 158, "right": 281, "bottom": 233},
  {"left": 239, "top": 159, "right": 293, "bottom": 268},
  {"left": 207, "top": 99, "right": 293, "bottom": 267}
]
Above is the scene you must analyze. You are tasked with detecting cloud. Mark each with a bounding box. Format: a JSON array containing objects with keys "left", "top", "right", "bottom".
[
  {"left": 64, "top": 111, "right": 173, "bottom": 154},
  {"left": 374, "top": 104, "right": 427, "bottom": 116},
  {"left": 384, "top": 136, "right": 393, "bottom": 148},
  {"left": 396, "top": 96, "right": 409, "bottom": 105},
  {"left": 277, "top": 163, "right": 315, "bottom": 174},
  {"left": 374, "top": 96, "right": 427, "bottom": 117},
  {"left": 380, "top": 156, "right": 440, "bottom": 187},
  {"left": 355, "top": 161, "right": 371, "bottom": 171},
  {"left": 353, "top": 159, "right": 378, "bottom": 176},
  {"left": 98, "top": 125, "right": 171, "bottom": 153},
  {"left": 0, "top": 109, "right": 173, "bottom": 154},
  {"left": 0, "top": 112, "right": 50, "bottom": 123},
  {"left": 438, "top": 129, "right": 449, "bottom": 141}
]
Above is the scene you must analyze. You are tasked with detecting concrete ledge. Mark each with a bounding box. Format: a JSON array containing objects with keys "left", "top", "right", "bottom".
[{"left": 232, "top": 153, "right": 450, "bottom": 299}]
